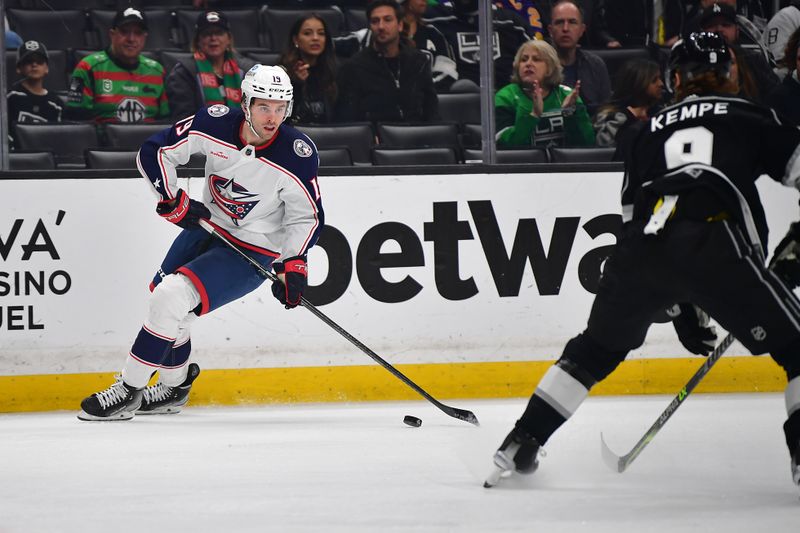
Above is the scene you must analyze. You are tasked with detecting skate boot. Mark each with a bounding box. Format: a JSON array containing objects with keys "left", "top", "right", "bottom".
[
  {"left": 78, "top": 376, "right": 143, "bottom": 421},
  {"left": 484, "top": 426, "right": 543, "bottom": 488},
  {"left": 137, "top": 363, "right": 200, "bottom": 415},
  {"left": 791, "top": 441, "right": 800, "bottom": 488}
]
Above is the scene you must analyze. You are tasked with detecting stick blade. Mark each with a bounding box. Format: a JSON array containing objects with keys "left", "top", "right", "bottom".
[
  {"left": 600, "top": 432, "right": 626, "bottom": 473},
  {"left": 449, "top": 408, "right": 480, "bottom": 426}
]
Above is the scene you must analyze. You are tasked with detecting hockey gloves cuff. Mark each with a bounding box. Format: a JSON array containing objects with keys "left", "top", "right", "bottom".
[
  {"left": 769, "top": 221, "right": 800, "bottom": 289},
  {"left": 272, "top": 256, "right": 307, "bottom": 309},
  {"left": 669, "top": 303, "right": 717, "bottom": 356},
  {"left": 156, "top": 189, "right": 211, "bottom": 229}
]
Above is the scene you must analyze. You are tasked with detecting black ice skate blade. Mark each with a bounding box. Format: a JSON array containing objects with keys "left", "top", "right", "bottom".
[{"left": 77, "top": 410, "right": 135, "bottom": 421}]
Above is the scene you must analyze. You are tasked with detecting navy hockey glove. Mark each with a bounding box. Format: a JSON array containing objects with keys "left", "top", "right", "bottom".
[
  {"left": 271, "top": 256, "right": 307, "bottom": 309},
  {"left": 156, "top": 189, "right": 211, "bottom": 229},
  {"left": 769, "top": 222, "right": 800, "bottom": 289},
  {"left": 668, "top": 303, "right": 717, "bottom": 356}
]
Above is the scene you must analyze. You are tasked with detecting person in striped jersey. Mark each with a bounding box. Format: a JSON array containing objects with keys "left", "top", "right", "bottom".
[{"left": 66, "top": 7, "right": 169, "bottom": 123}]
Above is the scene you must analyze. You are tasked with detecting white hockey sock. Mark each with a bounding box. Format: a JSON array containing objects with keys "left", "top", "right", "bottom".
[
  {"left": 159, "top": 363, "right": 190, "bottom": 387},
  {"left": 121, "top": 354, "right": 158, "bottom": 389},
  {"left": 787, "top": 376, "right": 800, "bottom": 418}
]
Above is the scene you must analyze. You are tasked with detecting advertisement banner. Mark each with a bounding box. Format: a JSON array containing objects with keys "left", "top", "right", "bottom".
[{"left": 1, "top": 172, "right": 796, "bottom": 376}]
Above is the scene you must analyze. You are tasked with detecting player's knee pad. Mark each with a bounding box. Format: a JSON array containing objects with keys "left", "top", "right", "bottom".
[
  {"left": 560, "top": 332, "right": 627, "bottom": 384},
  {"left": 146, "top": 274, "right": 200, "bottom": 336},
  {"left": 770, "top": 337, "right": 800, "bottom": 380}
]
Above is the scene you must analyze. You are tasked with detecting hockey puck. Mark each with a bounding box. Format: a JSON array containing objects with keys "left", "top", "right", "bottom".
[{"left": 403, "top": 415, "right": 422, "bottom": 427}]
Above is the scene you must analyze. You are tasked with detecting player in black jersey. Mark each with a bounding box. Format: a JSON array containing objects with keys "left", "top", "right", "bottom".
[{"left": 486, "top": 32, "right": 800, "bottom": 491}]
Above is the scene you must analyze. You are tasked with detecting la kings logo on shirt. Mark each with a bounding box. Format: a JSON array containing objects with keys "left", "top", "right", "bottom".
[
  {"left": 116, "top": 99, "right": 147, "bottom": 122},
  {"left": 456, "top": 32, "right": 501, "bottom": 64}
]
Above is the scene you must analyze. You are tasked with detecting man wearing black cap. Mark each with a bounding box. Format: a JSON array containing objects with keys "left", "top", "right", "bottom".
[
  {"left": 166, "top": 10, "right": 255, "bottom": 120},
  {"left": 699, "top": 2, "right": 780, "bottom": 104},
  {"left": 66, "top": 7, "right": 169, "bottom": 123},
  {"left": 7, "top": 40, "right": 64, "bottom": 147}
]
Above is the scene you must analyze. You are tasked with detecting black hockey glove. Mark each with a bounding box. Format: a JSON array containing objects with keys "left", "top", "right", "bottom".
[
  {"left": 156, "top": 189, "right": 211, "bottom": 229},
  {"left": 271, "top": 256, "right": 307, "bottom": 309},
  {"left": 668, "top": 303, "right": 717, "bottom": 356},
  {"left": 769, "top": 222, "right": 800, "bottom": 289}
]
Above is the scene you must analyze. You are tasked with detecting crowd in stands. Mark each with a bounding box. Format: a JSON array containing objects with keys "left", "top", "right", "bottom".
[{"left": 3, "top": 0, "right": 799, "bottom": 169}]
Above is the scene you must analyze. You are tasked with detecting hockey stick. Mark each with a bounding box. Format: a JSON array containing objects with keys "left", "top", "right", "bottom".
[
  {"left": 600, "top": 332, "right": 736, "bottom": 472},
  {"left": 198, "top": 219, "right": 480, "bottom": 426}
]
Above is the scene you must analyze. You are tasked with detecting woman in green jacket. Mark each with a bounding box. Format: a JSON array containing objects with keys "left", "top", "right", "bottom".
[{"left": 495, "top": 39, "right": 595, "bottom": 148}]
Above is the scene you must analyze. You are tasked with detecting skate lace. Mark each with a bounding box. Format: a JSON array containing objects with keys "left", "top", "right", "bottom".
[
  {"left": 95, "top": 378, "right": 130, "bottom": 409},
  {"left": 143, "top": 382, "right": 173, "bottom": 403}
]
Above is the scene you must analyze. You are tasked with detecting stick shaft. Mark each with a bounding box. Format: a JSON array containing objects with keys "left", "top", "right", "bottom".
[
  {"left": 197, "top": 220, "right": 479, "bottom": 426},
  {"left": 610, "top": 333, "right": 735, "bottom": 471}
]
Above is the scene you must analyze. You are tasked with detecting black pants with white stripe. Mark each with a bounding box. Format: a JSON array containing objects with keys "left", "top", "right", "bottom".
[
  {"left": 584, "top": 218, "right": 800, "bottom": 370},
  {"left": 517, "top": 218, "right": 800, "bottom": 448}
]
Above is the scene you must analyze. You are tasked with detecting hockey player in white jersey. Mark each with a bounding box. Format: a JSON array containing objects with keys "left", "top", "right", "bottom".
[{"left": 78, "top": 64, "right": 324, "bottom": 421}]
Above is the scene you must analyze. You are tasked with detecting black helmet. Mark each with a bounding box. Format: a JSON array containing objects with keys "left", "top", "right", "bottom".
[{"left": 667, "top": 31, "right": 731, "bottom": 90}]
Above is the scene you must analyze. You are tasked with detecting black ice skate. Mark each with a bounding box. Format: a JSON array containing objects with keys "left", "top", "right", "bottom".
[
  {"left": 137, "top": 363, "right": 200, "bottom": 415},
  {"left": 791, "top": 441, "right": 800, "bottom": 488},
  {"left": 484, "top": 427, "right": 544, "bottom": 488},
  {"left": 78, "top": 376, "right": 143, "bottom": 421}
]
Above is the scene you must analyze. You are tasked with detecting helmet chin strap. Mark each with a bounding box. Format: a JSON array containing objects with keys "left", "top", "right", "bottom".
[{"left": 243, "top": 99, "right": 260, "bottom": 139}]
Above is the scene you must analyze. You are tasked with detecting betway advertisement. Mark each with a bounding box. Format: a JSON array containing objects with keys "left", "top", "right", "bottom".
[{"left": 0, "top": 172, "right": 796, "bottom": 375}]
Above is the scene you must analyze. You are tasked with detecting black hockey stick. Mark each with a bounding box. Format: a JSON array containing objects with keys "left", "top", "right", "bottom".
[
  {"left": 198, "top": 220, "right": 480, "bottom": 426},
  {"left": 600, "top": 332, "right": 736, "bottom": 472}
]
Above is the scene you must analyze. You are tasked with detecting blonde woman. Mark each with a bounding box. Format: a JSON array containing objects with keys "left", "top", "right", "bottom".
[{"left": 495, "top": 39, "right": 594, "bottom": 148}]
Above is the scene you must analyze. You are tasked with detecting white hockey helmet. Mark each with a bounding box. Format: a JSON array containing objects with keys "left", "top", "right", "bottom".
[{"left": 241, "top": 64, "right": 294, "bottom": 120}]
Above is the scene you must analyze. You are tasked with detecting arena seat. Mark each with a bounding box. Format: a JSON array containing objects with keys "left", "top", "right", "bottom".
[
  {"left": 376, "top": 123, "right": 460, "bottom": 150},
  {"left": 85, "top": 149, "right": 138, "bottom": 170},
  {"left": 372, "top": 147, "right": 458, "bottom": 166},
  {"left": 437, "top": 93, "right": 481, "bottom": 125},
  {"left": 8, "top": 151, "right": 57, "bottom": 171},
  {"left": 7, "top": 9, "right": 91, "bottom": 50},
  {"left": 104, "top": 122, "right": 171, "bottom": 149},
  {"left": 548, "top": 146, "right": 617, "bottom": 163},
  {"left": 318, "top": 147, "right": 354, "bottom": 167},
  {"left": 14, "top": 122, "right": 100, "bottom": 168},
  {"left": 463, "top": 148, "right": 549, "bottom": 164},
  {"left": 296, "top": 122, "right": 374, "bottom": 165}
]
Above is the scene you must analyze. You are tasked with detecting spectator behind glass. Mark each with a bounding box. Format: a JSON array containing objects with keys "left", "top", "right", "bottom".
[
  {"left": 761, "top": 1, "right": 800, "bottom": 79},
  {"left": 279, "top": 14, "right": 338, "bottom": 124},
  {"left": 699, "top": 3, "right": 780, "bottom": 104},
  {"left": 7, "top": 41, "right": 64, "bottom": 149},
  {"left": 424, "top": 0, "right": 533, "bottom": 90},
  {"left": 492, "top": 0, "right": 550, "bottom": 41},
  {"left": 495, "top": 39, "right": 595, "bottom": 148},
  {"left": 593, "top": 59, "right": 663, "bottom": 149},
  {"left": 336, "top": 0, "right": 439, "bottom": 123},
  {"left": 548, "top": 0, "right": 611, "bottom": 117},
  {"left": 401, "top": 0, "right": 459, "bottom": 92},
  {"left": 66, "top": 7, "right": 169, "bottom": 123},
  {"left": 767, "top": 26, "right": 800, "bottom": 126},
  {"left": 166, "top": 10, "right": 256, "bottom": 121}
]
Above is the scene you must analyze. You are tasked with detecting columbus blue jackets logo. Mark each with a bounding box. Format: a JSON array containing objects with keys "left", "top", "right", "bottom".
[
  {"left": 293, "top": 139, "right": 313, "bottom": 157},
  {"left": 209, "top": 174, "right": 259, "bottom": 223},
  {"left": 208, "top": 104, "right": 229, "bottom": 117}
]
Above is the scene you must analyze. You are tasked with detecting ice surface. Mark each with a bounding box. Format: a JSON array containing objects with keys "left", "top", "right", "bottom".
[{"left": 1, "top": 394, "right": 797, "bottom": 532}]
